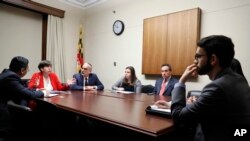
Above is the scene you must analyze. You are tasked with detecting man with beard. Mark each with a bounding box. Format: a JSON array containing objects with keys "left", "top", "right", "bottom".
[{"left": 155, "top": 35, "right": 250, "bottom": 141}]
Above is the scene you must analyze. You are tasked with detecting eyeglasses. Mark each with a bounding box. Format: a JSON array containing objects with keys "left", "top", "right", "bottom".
[{"left": 195, "top": 54, "right": 206, "bottom": 60}]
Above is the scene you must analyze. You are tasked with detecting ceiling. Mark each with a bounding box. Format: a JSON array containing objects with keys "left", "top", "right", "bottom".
[
  {"left": 58, "top": 0, "right": 106, "bottom": 9},
  {"left": 58, "top": 0, "right": 131, "bottom": 10}
]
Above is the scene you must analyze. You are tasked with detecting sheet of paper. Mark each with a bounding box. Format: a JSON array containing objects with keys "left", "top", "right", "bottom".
[
  {"left": 44, "top": 93, "right": 59, "bottom": 98},
  {"left": 115, "top": 90, "right": 134, "bottom": 94}
]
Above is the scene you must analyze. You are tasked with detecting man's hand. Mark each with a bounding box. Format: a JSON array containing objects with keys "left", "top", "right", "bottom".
[
  {"left": 186, "top": 96, "right": 198, "bottom": 104},
  {"left": 179, "top": 64, "right": 198, "bottom": 84},
  {"left": 67, "top": 78, "right": 76, "bottom": 85},
  {"left": 84, "top": 86, "right": 97, "bottom": 91},
  {"left": 154, "top": 100, "right": 170, "bottom": 109}
]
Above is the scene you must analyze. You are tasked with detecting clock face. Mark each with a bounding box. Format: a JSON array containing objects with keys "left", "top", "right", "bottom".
[{"left": 113, "top": 20, "right": 124, "bottom": 35}]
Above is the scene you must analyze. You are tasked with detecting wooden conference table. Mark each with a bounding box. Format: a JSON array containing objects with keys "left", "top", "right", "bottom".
[{"left": 42, "top": 90, "right": 174, "bottom": 139}]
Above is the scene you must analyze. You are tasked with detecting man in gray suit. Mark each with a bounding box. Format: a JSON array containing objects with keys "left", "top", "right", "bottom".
[{"left": 155, "top": 35, "right": 250, "bottom": 141}]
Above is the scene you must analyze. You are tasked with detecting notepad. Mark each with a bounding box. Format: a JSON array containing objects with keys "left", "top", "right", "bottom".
[{"left": 145, "top": 104, "right": 171, "bottom": 117}]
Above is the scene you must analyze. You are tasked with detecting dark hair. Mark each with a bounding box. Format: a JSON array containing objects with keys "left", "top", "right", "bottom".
[
  {"left": 124, "top": 66, "right": 137, "bottom": 84},
  {"left": 9, "top": 56, "right": 29, "bottom": 73},
  {"left": 38, "top": 60, "right": 52, "bottom": 71},
  {"left": 161, "top": 64, "right": 172, "bottom": 71},
  {"left": 197, "top": 35, "right": 235, "bottom": 68},
  {"left": 231, "top": 58, "right": 248, "bottom": 84}
]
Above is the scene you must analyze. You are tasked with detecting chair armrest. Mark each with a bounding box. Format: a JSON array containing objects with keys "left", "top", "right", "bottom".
[{"left": 7, "top": 100, "right": 32, "bottom": 112}]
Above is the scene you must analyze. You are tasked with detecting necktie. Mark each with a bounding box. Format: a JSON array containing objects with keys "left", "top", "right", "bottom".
[
  {"left": 85, "top": 77, "right": 88, "bottom": 86},
  {"left": 159, "top": 79, "right": 167, "bottom": 96}
]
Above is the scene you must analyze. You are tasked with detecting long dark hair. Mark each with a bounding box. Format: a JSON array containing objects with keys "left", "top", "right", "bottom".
[{"left": 123, "top": 66, "right": 137, "bottom": 85}]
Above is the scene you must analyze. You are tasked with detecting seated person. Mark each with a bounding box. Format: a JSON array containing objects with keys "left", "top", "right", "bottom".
[
  {"left": 153, "top": 64, "right": 178, "bottom": 96},
  {"left": 112, "top": 66, "right": 142, "bottom": 93},
  {"left": 70, "top": 62, "right": 104, "bottom": 91},
  {"left": 0, "top": 56, "right": 44, "bottom": 140},
  {"left": 28, "top": 60, "right": 74, "bottom": 91}
]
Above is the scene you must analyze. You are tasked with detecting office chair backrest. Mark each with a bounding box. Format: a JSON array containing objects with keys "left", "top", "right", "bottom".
[
  {"left": 7, "top": 100, "right": 32, "bottom": 113},
  {"left": 187, "top": 90, "right": 202, "bottom": 98},
  {"left": 21, "top": 79, "right": 30, "bottom": 87},
  {"left": 141, "top": 85, "right": 155, "bottom": 94}
]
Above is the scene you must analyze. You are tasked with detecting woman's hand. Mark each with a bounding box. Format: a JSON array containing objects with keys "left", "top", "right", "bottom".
[{"left": 35, "top": 76, "right": 40, "bottom": 87}]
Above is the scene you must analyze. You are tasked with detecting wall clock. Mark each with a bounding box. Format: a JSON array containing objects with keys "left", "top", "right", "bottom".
[{"left": 113, "top": 20, "right": 124, "bottom": 35}]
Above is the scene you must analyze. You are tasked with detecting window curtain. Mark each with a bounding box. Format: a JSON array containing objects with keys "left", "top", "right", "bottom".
[{"left": 46, "top": 15, "right": 66, "bottom": 82}]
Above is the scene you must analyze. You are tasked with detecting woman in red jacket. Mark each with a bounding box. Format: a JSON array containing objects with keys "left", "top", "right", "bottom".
[{"left": 28, "top": 60, "right": 71, "bottom": 91}]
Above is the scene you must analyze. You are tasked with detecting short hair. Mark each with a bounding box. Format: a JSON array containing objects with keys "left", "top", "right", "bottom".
[
  {"left": 161, "top": 64, "right": 172, "bottom": 71},
  {"left": 38, "top": 60, "right": 52, "bottom": 71},
  {"left": 82, "top": 62, "right": 92, "bottom": 72},
  {"left": 86, "top": 62, "right": 92, "bottom": 69},
  {"left": 9, "top": 56, "right": 29, "bottom": 73},
  {"left": 197, "top": 35, "right": 235, "bottom": 68}
]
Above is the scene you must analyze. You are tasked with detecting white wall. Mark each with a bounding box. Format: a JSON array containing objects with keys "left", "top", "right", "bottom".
[
  {"left": 0, "top": 0, "right": 85, "bottom": 81},
  {"left": 32, "top": 0, "right": 85, "bottom": 81},
  {"left": 0, "top": 4, "right": 42, "bottom": 79},
  {"left": 83, "top": 0, "right": 250, "bottom": 92},
  {"left": 2, "top": 0, "right": 250, "bottom": 92}
]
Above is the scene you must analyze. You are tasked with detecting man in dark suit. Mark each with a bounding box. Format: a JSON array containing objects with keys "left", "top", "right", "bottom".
[
  {"left": 155, "top": 35, "right": 250, "bottom": 141},
  {"left": 70, "top": 62, "right": 104, "bottom": 91},
  {"left": 153, "top": 64, "right": 178, "bottom": 96},
  {"left": 0, "top": 56, "right": 44, "bottom": 140}
]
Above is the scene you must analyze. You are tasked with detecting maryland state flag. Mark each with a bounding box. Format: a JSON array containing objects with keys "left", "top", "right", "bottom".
[{"left": 77, "top": 25, "right": 84, "bottom": 73}]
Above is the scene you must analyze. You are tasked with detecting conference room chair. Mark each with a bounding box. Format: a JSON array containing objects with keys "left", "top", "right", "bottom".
[
  {"left": 7, "top": 98, "right": 60, "bottom": 141},
  {"left": 141, "top": 85, "right": 154, "bottom": 94},
  {"left": 21, "top": 79, "right": 30, "bottom": 87},
  {"left": 186, "top": 90, "right": 203, "bottom": 141},
  {"left": 187, "top": 90, "right": 202, "bottom": 98},
  {"left": 6, "top": 100, "right": 36, "bottom": 141}
]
